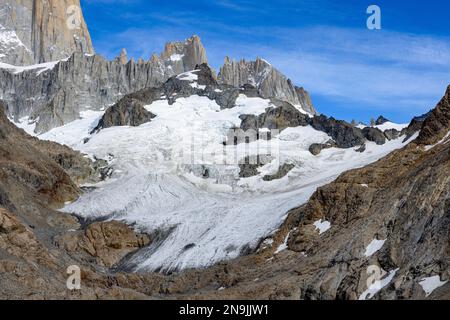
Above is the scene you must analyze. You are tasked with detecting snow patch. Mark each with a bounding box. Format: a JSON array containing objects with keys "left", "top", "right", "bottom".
[
  {"left": 0, "top": 60, "right": 62, "bottom": 76},
  {"left": 375, "top": 122, "right": 408, "bottom": 132},
  {"left": 313, "top": 219, "right": 331, "bottom": 235},
  {"left": 169, "top": 54, "right": 184, "bottom": 62},
  {"left": 419, "top": 276, "right": 448, "bottom": 297}
]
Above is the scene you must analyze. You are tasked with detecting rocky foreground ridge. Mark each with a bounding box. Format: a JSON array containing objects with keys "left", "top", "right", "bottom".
[{"left": 0, "top": 86, "right": 448, "bottom": 299}]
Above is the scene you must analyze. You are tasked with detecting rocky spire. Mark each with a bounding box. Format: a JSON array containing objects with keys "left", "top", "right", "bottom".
[
  {"left": 0, "top": 0, "right": 94, "bottom": 65},
  {"left": 118, "top": 48, "right": 128, "bottom": 65},
  {"left": 160, "top": 35, "right": 208, "bottom": 74}
]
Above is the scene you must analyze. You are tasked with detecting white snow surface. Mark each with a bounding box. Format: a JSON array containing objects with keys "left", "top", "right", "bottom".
[
  {"left": 0, "top": 59, "right": 63, "bottom": 75},
  {"left": 274, "top": 231, "right": 291, "bottom": 254},
  {"left": 170, "top": 54, "right": 184, "bottom": 61},
  {"left": 0, "top": 23, "right": 31, "bottom": 60},
  {"left": 364, "top": 238, "right": 386, "bottom": 257},
  {"left": 419, "top": 276, "right": 448, "bottom": 297},
  {"left": 33, "top": 94, "right": 415, "bottom": 272},
  {"left": 375, "top": 121, "right": 409, "bottom": 131},
  {"left": 176, "top": 70, "right": 199, "bottom": 82}
]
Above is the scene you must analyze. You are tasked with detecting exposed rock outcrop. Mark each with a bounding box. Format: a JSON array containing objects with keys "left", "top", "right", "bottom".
[
  {"left": 160, "top": 35, "right": 208, "bottom": 75},
  {"left": 240, "top": 99, "right": 310, "bottom": 132},
  {"left": 375, "top": 115, "right": 390, "bottom": 125},
  {"left": 362, "top": 127, "right": 386, "bottom": 145},
  {"left": 308, "top": 116, "right": 366, "bottom": 148},
  {"left": 57, "top": 221, "right": 151, "bottom": 268},
  {"left": 93, "top": 98, "right": 156, "bottom": 132},
  {"left": 415, "top": 85, "right": 450, "bottom": 145},
  {"left": 218, "top": 57, "right": 316, "bottom": 114},
  {"left": 309, "top": 140, "right": 337, "bottom": 156},
  {"left": 238, "top": 155, "right": 273, "bottom": 178},
  {"left": 0, "top": 0, "right": 94, "bottom": 65}
]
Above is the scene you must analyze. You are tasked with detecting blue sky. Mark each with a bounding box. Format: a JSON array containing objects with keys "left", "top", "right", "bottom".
[{"left": 81, "top": 0, "right": 450, "bottom": 123}]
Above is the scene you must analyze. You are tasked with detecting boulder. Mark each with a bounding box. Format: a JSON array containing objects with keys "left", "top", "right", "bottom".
[{"left": 415, "top": 85, "right": 450, "bottom": 145}]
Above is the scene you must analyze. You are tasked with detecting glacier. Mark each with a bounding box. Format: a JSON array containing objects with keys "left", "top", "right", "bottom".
[{"left": 26, "top": 93, "right": 415, "bottom": 272}]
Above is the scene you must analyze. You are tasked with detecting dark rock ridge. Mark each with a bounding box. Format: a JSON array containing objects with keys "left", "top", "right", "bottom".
[
  {"left": 309, "top": 140, "right": 337, "bottom": 156},
  {"left": 415, "top": 85, "right": 450, "bottom": 145},
  {"left": 263, "top": 163, "right": 295, "bottom": 181},
  {"left": 237, "top": 102, "right": 433, "bottom": 154},
  {"left": 361, "top": 127, "right": 386, "bottom": 145},
  {"left": 92, "top": 98, "right": 156, "bottom": 132},
  {"left": 375, "top": 115, "right": 390, "bottom": 125},
  {"left": 96, "top": 64, "right": 312, "bottom": 133},
  {"left": 239, "top": 155, "right": 273, "bottom": 178}
]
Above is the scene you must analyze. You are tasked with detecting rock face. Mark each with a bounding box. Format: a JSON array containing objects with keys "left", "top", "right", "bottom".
[
  {"left": 93, "top": 97, "right": 156, "bottom": 132},
  {"left": 0, "top": 0, "right": 94, "bottom": 65},
  {"left": 375, "top": 115, "right": 390, "bottom": 125},
  {"left": 160, "top": 35, "right": 208, "bottom": 75},
  {"left": 218, "top": 57, "right": 316, "bottom": 114},
  {"left": 240, "top": 99, "right": 310, "bottom": 132},
  {"left": 415, "top": 85, "right": 450, "bottom": 145}
]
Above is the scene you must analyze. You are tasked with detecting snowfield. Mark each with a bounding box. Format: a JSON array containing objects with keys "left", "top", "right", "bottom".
[{"left": 31, "top": 93, "right": 415, "bottom": 272}]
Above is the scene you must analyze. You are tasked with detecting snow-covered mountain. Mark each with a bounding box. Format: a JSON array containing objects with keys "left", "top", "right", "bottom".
[
  {"left": 0, "top": 0, "right": 435, "bottom": 277},
  {"left": 20, "top": 66, "right": 416, "bottom": 272}
]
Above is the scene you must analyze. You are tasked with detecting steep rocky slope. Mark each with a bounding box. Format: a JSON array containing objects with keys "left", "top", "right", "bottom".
[
  {"left": 0, "top": 0, "right": 93, "bottom": 65},
  {"left": 0, "top": 101, "right": 152, "bottom": 299}
]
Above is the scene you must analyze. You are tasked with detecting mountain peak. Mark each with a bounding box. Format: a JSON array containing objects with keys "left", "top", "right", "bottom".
[
  {"left": 160, "top": 35, "right": 208, "bottom": 74},
  {"left": 118, "top": 48, "right": 128, "bottom": 64},
  {"left": 218, "top": 57, "right": 317, "bottom": 114},
  {"left": 0, "top": 0, "right": 94, "bottom": 65}
]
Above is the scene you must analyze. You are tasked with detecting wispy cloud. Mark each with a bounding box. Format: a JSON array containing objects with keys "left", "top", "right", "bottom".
[{"left": 82, "top": 1, "right": 450, "bottom": 122}]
